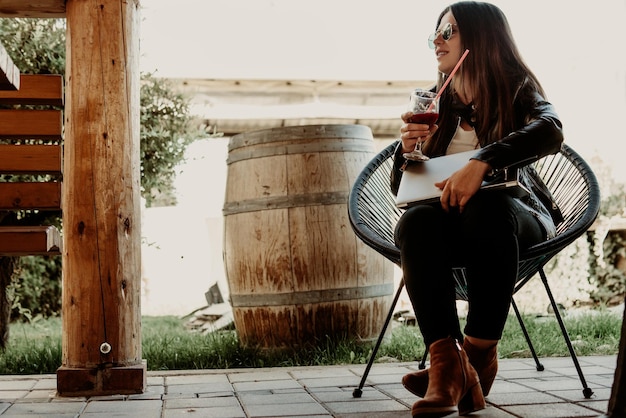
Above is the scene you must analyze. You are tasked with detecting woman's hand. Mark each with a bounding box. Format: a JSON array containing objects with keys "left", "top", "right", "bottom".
[
  {"left": 435, "top": 159, "right": 491, "bottom": 213},
  {"left": 400, "top": 111, "right": 438, "bottom": 153}
]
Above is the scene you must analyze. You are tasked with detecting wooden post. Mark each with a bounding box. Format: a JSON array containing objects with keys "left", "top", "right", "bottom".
[
  {"left": 605, "top": 296, "right": 626, "bottom": 417},
  {"left": 57, "top": 0, "right": 145, "bottom": 396}
]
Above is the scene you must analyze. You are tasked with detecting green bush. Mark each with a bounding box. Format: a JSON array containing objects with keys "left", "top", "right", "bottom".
[
  {"left": 0, "top": 18, "right": 65, "bottom": 74},
  {"left": 139, "top": 73, "right": 206, "bottom": 207},
  {"left": 0, "top": 18, "right": 209, "bottom": 321},
  {"left": 9, "top": 257, "right": 62, "bottom": 321},
  {"left": 541, "top": 156, "right": 626, "bottom": 309},
  {"left": 587, "top": 158, "right": 626, "bottom": 306}
]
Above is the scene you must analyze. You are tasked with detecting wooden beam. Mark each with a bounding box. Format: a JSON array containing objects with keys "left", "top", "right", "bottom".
[
  {"left": 0, "top": 74, "right": 63, "bottom": 106},
  {"left": 0, "top": 1, "right": 66, "bottom": 18},
  {"left": 58, "top": 0, "right": 145, "bottom": 397},
  {"left": 0, "top": 225, "right": 61, "bottom": 256}
]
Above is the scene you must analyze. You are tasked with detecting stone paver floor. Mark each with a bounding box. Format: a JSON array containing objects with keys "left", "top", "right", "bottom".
[{"left": 0, "top": 355, "right": 618, "bottom": 417}]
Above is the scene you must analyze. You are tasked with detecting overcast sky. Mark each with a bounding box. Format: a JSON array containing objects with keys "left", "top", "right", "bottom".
[{"left": 138, "top": 0, "right": 616, "bottom": 80}]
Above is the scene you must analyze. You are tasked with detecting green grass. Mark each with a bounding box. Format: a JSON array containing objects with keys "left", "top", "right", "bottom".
[{"left": 0, "top": 310, "right": 622, "bottom": 375}]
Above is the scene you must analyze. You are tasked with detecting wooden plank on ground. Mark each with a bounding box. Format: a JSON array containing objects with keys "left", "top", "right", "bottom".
[
  {"left": 0, "top": 182, "right": 61, "bottom": 210},
  {"left": 0, "top": 226, "right": 61, "bottom": 256},
  {"left": 0, "top": 144, "right": 62, "bottom": 174}
]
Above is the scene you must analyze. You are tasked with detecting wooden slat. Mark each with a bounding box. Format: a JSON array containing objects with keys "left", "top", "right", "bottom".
[
  {"left": 0, "top": 109, "right": 63, "bottom": 140},
  {"left": 0, "top": 40, "right": 64, "bottom": 257},
  {"left": 0, "top": 1, "right": 66, "bottom": 18},
  {"left": 0, "top": 182, "right": 61, "bottom": 210},
  {"left": 0, "top": 144, "right": 62, "bottom": 174},
  {"left": 0, "top": 226, "right": 61, "bottom": 256},
  {"left": 0, "top": 74, "right": 63, "bottom": 106}
]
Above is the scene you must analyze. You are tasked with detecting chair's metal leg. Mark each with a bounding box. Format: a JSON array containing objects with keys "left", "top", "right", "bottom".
[
  {"left": 419, "top": 348, "right": 428, "bottom": 369},
  {"left": 353, "top": 279, "right": 405, "bottom": 398},
  {"left": 539, "top": 268, "right": 594, "bottom": 399},
  {"left": 511, "top": 298, "right": 544, "bottom": 371}
]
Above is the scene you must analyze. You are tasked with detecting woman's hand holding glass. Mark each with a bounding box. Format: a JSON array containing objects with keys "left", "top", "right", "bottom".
[
  {"left": 401, "top": 89, "right": 439, "bottom": 161},
  {"left": 400, "top": 112, "right": 438, "bottom": 159}
]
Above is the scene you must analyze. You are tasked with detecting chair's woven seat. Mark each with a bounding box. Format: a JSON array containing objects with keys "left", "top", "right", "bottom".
[{"left": 348, "top": 142, "right": 601, "bottom": 399}]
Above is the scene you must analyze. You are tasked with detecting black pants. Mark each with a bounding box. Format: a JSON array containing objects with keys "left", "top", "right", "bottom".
[{"left": 394, "top": 191, "right": 545, "bottom": 347}]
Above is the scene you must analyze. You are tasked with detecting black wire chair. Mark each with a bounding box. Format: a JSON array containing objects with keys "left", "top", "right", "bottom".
[{"left": 348, "top": 142, "right": 601, "bottom": 400}]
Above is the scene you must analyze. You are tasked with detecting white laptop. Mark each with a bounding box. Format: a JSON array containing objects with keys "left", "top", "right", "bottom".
[{"left": 395, "top": 150, "right": 530, "bottom": 209}]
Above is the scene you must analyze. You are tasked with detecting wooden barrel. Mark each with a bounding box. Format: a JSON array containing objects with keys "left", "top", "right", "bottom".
[{"left": 223, "top": 124, "right": 394, "bottom": 349}]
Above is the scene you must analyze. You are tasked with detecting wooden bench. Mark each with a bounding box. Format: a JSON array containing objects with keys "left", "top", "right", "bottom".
[{"left": 0, "top": 74, "right": 63, "bottom": 256}]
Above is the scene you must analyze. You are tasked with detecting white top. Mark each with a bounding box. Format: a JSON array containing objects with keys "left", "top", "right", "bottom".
[{"left": 446, "top": 124, "right": 479, "bottom": 154}]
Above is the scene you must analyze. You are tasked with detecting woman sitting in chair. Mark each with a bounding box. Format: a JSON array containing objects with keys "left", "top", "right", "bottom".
[{"left": 391, "top": 2, "right": 564, "bottom": 417}]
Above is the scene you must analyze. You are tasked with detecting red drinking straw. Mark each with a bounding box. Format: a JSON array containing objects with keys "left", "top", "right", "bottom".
[{"left": 427, "top": 49, "right": 470, "bottom": 112}]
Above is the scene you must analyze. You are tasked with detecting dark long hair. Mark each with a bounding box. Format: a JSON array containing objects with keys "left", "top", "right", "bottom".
[{"left": 424, "top": 1, "right": 545, "bottom": 156}]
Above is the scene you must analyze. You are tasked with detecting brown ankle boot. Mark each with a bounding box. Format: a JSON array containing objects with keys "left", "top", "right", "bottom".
[
  {"left": 463, "top": 338, "right": 498, "bottom": 397},
  {"left": 402, "top": 368, "right": 428, "bottom": 397},
  {"left": 402, "top": 338, "right": 499, "bottom": 399},
  {"left": 410, "top": 338, "right": 485, "bottom": 417}
]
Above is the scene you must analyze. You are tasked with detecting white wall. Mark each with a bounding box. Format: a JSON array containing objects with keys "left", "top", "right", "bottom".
[{"left": 141, "top": 138, "right": 230, "bottom": 316}]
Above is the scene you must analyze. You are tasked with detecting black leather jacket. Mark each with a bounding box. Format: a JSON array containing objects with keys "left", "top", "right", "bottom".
[{"left": 391, "top": 83, "right": 564, "bottom": 238}]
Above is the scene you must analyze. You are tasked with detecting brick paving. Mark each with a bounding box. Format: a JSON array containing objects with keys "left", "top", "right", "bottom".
[{"left": 0, "top": 355, "right": 617, "bottom": 417}]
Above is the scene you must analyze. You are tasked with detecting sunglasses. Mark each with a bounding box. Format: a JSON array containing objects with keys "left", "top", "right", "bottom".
[{"left": 428, "top": 23, "right": 457, "bottom": 49}]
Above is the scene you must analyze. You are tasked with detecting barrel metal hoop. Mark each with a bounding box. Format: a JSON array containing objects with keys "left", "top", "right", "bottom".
[
  {"left": 230, "top": 283, "right": 394, "bottom": 307},
  {"left": 226, "top": 139, "right": 374, "bottom": 164},
  {"left": 223, "top": 191, "right": 348, "bottom": 215},
  {"left": 228, "top": 124, "right": 374, "bottom": 150}
]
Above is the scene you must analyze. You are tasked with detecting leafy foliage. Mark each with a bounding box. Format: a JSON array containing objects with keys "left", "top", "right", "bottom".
[
  {"left": 541, "top": 156, "right": 626, "bottom": 309},
  {"left": 0, "top": 19, "right": 65, "bottom": 74},
  {"left": 0, "top": 17, "right": 206, "bottom": 320},
  {"left": 586, "top": 157, "right": 626, "bottom": 305},
  {"left": 8, "top": 257, "right": 62, "bottom": 321},
  {"left": 140, "top": 73, "right": 206, "bottom": 207}
]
